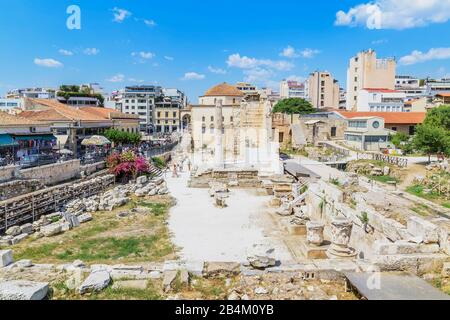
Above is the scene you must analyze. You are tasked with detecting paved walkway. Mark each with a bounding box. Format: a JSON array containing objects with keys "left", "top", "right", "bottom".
[
  {"left": 166, "top": 171, "right": 293, "bottom": 263},
  {"left": 345, "top": 272, "right": 450, "bottom": 300}
]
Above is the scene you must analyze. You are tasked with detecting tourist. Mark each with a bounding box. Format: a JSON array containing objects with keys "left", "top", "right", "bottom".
[{"left": 172, "top": 163, "right": 179, "bottom": 178}]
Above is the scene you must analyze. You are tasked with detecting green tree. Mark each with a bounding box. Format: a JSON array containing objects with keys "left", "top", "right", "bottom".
[
  {"left": 423, "top": 105, "right": 450, "bottom": 130},
  {"left": 413, "top": 124, "right": 450, "bottom": 162},
  {"left": 390, "top": 132, "right": 409, "bottom": 149},
  {"left": 272, "top": 98, "right": 315, "bottom": 115},
  {"left": 104, "top": 129, "right": 141, "bottom": 146},
  {"left": 59, "top": 85, "right": 80, "bottom": 93}
]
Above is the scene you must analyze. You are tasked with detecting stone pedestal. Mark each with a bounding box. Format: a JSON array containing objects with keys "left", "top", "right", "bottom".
[
  {"left": 306, "top": 221, "right": 325, "bottom": 247},
  {"left": 327, "top": 217, "right": 357, "bottom": 258}
]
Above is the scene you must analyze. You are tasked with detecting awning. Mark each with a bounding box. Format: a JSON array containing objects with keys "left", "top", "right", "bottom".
[
  {"left": 0, "top": 134, "right": 19, "bottom": 147},
  {"left": 55, "top": 135, "right": 69, "bottom": 148},
  {"left": 13, "top": 134, "right": 57, "bottom": 141}
]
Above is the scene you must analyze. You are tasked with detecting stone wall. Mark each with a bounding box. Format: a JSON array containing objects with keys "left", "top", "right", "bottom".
[
  {"left": 0, "top": 174, "right": 115, "bottom": 234},
  {"left": 0, "top": 166, "right": 18, "bottom": 183},
  {"left": 0, "top": 180, "right": 45, "bottom": 201},
  {"left": 189, "top": 168, "right": 260, "bottom": 188},
  {"left": 80, "top": 161, "right": 106, "bottom": 177},
  {"left": 19, "top": 160, "right": 81, "bottom": 186}
]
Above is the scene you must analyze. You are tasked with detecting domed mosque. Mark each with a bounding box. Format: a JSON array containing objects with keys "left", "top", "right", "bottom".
[{"left": 189, "top": 83, "right": 282, "bottom": 174}]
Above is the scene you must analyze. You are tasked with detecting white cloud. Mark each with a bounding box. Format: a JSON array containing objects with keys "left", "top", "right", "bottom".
[
  {"left": 83, "top": 48, "right": 100, "bottom": 56},
  {"left": 59, "top": 49, "right": 73, "bottom": 56},
  {"left": 286, "top": 75, "right": 306, "bottom": 83},
  {"left": 399, "top": 47, "right": 450, "bottom": 65},
  {"left": 371, "top": 39, "right": 388, "bottom": 45},
  {"left": 243, "top": 68, "right": 273, "bottom": 84},
  {"left": 164, "top": 56, "right": 174, "bottom": 61},
  {"left": 300, "top": 48, "right": 320, "bottom": 58},
  {"left": 112, "top": 7, "right": 132, "bottom": 23},
  {"left": 227, "top": 53, "right": 294, "bottom": 71},
  {"left": 280, "top": 46, "right": 298, "bottom": 58},
  {"left": 132, "top": 51, "right": 155, "bottom": 59},
  {"left": 182, "top": 72, "right": 205, "bottom": 81},
  {"left": 280, "top": 46, "right": 320, "bottom": 59},
  {"left": 128, "top": 78, "right": 145, "bottom": 83},
  {"left": 34, "top": 58, "right": 63, "bottom": 68},
  {"left": 144, "top": 19, "right": 156, "bottom": 27},
  {"left": 208, "top": 66, "right": 227, "bottom": 74},
  {"left": 107, "top": 74, "right": 125, "bottom": 82},
  {"left": 335, "top": 0, "right": 450, "bottom": 30}
]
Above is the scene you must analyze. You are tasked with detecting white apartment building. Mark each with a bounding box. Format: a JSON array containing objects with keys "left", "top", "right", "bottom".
[
  {"left": 280, "top": 80, "right": 306, "bottom": 99},
  {"left": 395, "top": 75, "right": 427, "bottom": 99},
  {"left": 426, "top": 78, "right": 450, "bottom": 96},
  {"left": 346, "top": 49, "right": 396, "bottom": 111},
  {"left": 6, "top": 87, "right": 56, "bottom": 99},
  {"left": 235, "top": 82, "right": 258, "bottom": 96},
  {"left": 115, "top": 85, "right": 163, "bottom": 133},
  {"left": 162, "top": 88, "right": 187, "bottom": 108},
  {"left": 0, "top": 98, "right": 23, "bottom": 114},
  {"left": 356, "top": 88, "right": 406, "bottom": 112}
]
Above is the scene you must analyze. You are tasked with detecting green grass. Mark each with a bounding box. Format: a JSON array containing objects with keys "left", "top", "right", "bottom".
[
  {"left": 411, "top": 203, "right": 432, "bottom": 217},
  {"left": 369, "top": 175, "right": 400, "bottom": 184},
  {"left": 52, "top": 280, "right": 163, "bottom": 300},
  {"left": 13, "top": 197, "right": 176, "bottom": 264},
  {"left": 406, "top": 184, "right": 450, "bottom": 209},
  {"left": 16, "top": 235, "right": 173, "bottom": 263},
  {"left": 137, "top": 202, "right": 168, "bottom": 216},
  {"left": 330, "top": 178, "right": 341, "bottom": 187}
]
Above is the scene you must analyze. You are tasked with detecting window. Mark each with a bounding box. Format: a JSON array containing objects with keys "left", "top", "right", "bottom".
[
  {"left": 202, "top": 116, "right": 205, "bottom": 122},
  {"left": 331, "top": 127, "right": 337, "bottom": 137},
  {"left": 409, "top": 126, "right": 416, "bottom": 135},
  {"left": 279, "top": 132, "right": 284, "bottom": 143},
  {"left": 372, "top": 121, "right": 380, "bottom": 129},
  {"left": 165, "top": 112, "right": 169, "bottom": 118},
  {"left": 233, "top": 98, "right": 236, "bottom": 104},
  {"left": 345, "top": 134, "right": 362, "bottom": 142},
  {"left": 202, "top": 126, "right": 206, "bottom": 134},
  {"left": 210, "top": 125, "right": 214, "bottom": 134},
  {"left": 391, "top": 127, "right": 397, "bottom": 131},
  {"left": 211, "top": 116, "right": 214, "bottom": 122},
  {"left": 230, "top": 116, "right": 234, "bottom": 122},
  {"left": 157, "top": 112, "right": 161, "bottom": 117},
  {"left": 173, "top": 112, "right": 177, "bottom": 118},
  {"left": 365, "top": 135, "right": 387, "bottom": 143},
  {"left": 348, "top": 121, "right": 367, "bottom": 128}
]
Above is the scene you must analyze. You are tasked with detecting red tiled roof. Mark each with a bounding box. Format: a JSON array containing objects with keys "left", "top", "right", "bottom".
[
  {"left": 436, "top": 93, "right": 450, "bottom": 97},
  {"left": 363, "top": 88, "right": 399, "bottom": 93},
  {"left": 80, "top": 107, "right": 139, "bottom": 120},
  {"left": 338, "top": 111, "right": 426, "bottom": 124},
  {"left": 23, "top": 99, "right": 108, "bottom": 122}
]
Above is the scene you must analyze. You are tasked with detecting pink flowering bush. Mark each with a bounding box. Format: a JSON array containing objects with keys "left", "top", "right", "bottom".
[{"left": 107, "top": 151, "right": 151, "bottom": 182}]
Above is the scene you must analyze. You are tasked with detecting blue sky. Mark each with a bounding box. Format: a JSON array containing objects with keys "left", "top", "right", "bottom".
[{"left": 0, "top": 0, "right": 450, "bottom": 102}]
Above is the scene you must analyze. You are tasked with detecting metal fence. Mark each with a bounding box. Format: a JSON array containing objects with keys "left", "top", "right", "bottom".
[{"left": 357, "top": 152, "right": 408, "bottom": 168}]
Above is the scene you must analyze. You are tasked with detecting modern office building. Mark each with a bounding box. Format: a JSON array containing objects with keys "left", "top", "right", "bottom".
[{"left": 115, "top": 85, "right": 163, "bottom": 133}]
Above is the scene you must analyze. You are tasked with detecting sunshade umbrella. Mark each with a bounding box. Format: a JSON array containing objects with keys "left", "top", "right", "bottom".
[{"left": 81, "top": 135, "right": 111, "bottom": 146}]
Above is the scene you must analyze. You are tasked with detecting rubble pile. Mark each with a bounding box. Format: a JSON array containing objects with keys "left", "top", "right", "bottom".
[{"left": 0, "top": 175, "right": 169, "bottom": 248}]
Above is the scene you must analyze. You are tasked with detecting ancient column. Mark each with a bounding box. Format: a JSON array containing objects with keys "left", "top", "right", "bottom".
[
  {"left": 326, "top": 217, "right": 356, "bottom": 258},
  {"left": 215, "top": 99, "right": 224, "bottom": 167},
  {"left": 306, "top": 221, "right": 325, "bottom": 247}
]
